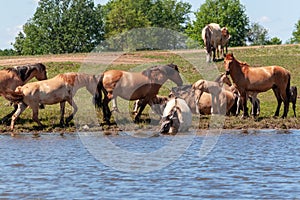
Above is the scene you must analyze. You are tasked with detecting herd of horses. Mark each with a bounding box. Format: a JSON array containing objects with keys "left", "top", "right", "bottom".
[{"left": 0, "top": 23, "right": 297, "bottom": 134}]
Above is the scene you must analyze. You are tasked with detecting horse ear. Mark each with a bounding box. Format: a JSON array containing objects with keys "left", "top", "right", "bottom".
[{"left": 225, "top": 53, "right": 234, "bottom": 60}]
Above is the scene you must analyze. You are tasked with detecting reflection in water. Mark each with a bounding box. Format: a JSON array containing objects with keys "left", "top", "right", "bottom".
[{"left": 0, "top": 130, "right": 300, "bottom": 199}]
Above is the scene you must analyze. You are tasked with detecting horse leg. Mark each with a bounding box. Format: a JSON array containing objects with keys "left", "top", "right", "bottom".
[
  {"left": 1, "top": 103, "right": 18, "bottom": 124},
  {"left": 10, "top": 102, "right": 27, "bottom": 130},
  {"left": 111, "top": 98, "right": 120, "bottom": 112},
  {"left": 134, "top": 100, "right": 148, "bottom": 123},
  {"left": 292, "top": 102, "right": 296, "bottom": 117},
  {"left": 66, "top": 99, "right": 78, "bottom": 126},
  {"left": 241, "top": 93, "right": 249, "bottom": 118},
  {"left": 103, "top": 96, "right": 112, "bottom": 124},
  {"left": 32, "top": 105, "right": 43, "bottom": 127},
  {"left": 59, "top": 101, "right": 66, "bottom": 127},
  {"left": 272, "top": 88, "right": 282, "bottom": 117}
]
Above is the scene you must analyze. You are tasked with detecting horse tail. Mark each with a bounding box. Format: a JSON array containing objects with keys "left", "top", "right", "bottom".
[
  {"left": 2, "top": 88, "right": 24, "bottom": 102},
  {"left": 205, "top": 25, "right": 212, "bottom": 53},
  {"left": 94, "top": 73, "right": 104, "bottom": 108}
]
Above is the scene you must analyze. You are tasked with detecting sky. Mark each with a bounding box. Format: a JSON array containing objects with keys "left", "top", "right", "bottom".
[{"left": 0, "top": 0, "right": 299, "bottom": 49}]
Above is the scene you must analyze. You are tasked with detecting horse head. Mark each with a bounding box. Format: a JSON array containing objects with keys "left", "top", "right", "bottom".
[
  {"left": 160, "top": 106, "right": 180, "bottom": 134},
  {"left": 162, "top": 63, "right": 183, "bottom": 86},
  {"left": 33, "top": 63, "right": 48, "bottom": 81},
  {"left": 142, "top": 63, "right": 183, "bottom": 86},
  {"left": 224, "top": 53, "right": 234, "bottom": 75}
]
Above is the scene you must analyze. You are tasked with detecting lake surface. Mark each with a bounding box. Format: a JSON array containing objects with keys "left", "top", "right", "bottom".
[{"left": 1, "top": 129, "right": 300, "bottom": 199}]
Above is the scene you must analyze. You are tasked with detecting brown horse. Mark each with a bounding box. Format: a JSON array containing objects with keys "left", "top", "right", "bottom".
[
  {"left": 224, "top": 53, "right": 291, "bottom": 118},
  {"left": 95, "top": 63, "right": 183, "bottom": 123},
  {"left": 0, "top": 63, "right": 47, "bottom": 123},
  {"left": 10, "top": 73, "right": 100, "bottom": 130}
]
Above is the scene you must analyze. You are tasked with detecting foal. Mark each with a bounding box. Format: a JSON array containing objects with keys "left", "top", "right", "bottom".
[
  {"left": 192, "top": 73, "right": 232, "bottom": 115},
  {"left": 10, "top": 73, "right": 99, "bottom": 130}
]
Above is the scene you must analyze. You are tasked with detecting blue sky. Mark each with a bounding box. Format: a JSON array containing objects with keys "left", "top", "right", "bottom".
[{"left": 0, "top": 0, "right": 299, "bottom": 49}]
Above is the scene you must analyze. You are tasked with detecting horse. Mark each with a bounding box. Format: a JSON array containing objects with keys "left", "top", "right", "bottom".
[
  {"left": 133, "top": 95, "right": 169, "bottom": 117},
  {"left": 159, "top": 97, "right": 192, "bottom": 134},
  {"left": 94, "top": 63, "right": 183, "bottom": 124},
  {"left": 232, "top": 85, "right": 261, "bottom": 116},
  {"left": 192, "top": 74, "right": 233, "bottom": 115},
  {"left": 0, "top": 63, "right": 48, "bottom": 123},
  {"left": 202, "top": 23, "right": 230, "bottom": 62},
  {"left": 9, "top": 72, "right": 100, "bottom": 130},
  {"left": 224, "top": 53, "right": 291, "bottom": 118},
  {"left": 170, "top": 73, "right": 236, "bottom": 115},
  {"left": 290, "top": 86, "right": 297, "bottom": 117}
]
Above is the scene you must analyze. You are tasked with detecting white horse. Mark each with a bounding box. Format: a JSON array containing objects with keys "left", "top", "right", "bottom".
[
  {"left": 202, "top": 23, "right": 230, "bottom": 62},
  {"left": 159, "top": 97, "right": 192, "bottom": 134}
]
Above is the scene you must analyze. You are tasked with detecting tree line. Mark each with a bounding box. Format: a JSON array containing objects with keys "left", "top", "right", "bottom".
[{"left": 0, "top": 0, "right": 299, "bottom": 56}]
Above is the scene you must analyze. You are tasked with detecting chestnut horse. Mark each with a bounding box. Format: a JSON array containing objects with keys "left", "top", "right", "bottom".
[
  {"left": 0, "top": 63, "right": 47, "bottom": 123},
  {"left": 224, "top": 53, "right": 291, "bottom": 118},
  {"left": 95, "top": 63, "right": 183, "bottom": 123},
  {"left": 10, "top": 73, "right": 100, "bottom": 130}
]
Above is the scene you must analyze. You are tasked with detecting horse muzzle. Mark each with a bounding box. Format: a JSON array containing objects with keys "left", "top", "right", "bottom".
[{"left": 225, "top": 70, "right": 230, "bottom": 75}]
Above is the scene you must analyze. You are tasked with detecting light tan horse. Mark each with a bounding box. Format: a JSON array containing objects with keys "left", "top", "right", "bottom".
[
  {"left": 95, "top": 63, "right": 183, "bottom": 124},
  {"left": 10, "top": 72, "right": 100, "bottom": 130},
  {"left": 202, "top": 23, "right": 230, "bottom": 62},
  {"left": 171, "top": 73, "right": 236, "bottom": 115},
  {"left": 192, "top": 73, "right": 233, "bottom": 115},
  {"left": 224, "top": 53, "right": 291, "bottom": 118},
  {"left": 0, "top": 63, "right": 47, "bottom": 123}
]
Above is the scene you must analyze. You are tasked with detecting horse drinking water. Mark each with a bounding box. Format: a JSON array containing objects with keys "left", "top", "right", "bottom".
[
  {"left": 0, "top": 63, "right": 47, "bottom": 123},
  {"left": 95, "top": 63, "right": 183, "bottom": 124},
  {"left": 224, "top": 53, "right": 291, "bottom": 118}
]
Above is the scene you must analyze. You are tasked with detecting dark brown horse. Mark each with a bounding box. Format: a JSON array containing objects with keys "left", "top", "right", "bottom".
[
  {"left": 0, "top": 63, "right": 47, "bottom": 123},
  {"left": 95, "top": 63, "right": 183, "bottom": 123},
  {"left": 224, "top": 53, "right": 291, "bottom": 118}
]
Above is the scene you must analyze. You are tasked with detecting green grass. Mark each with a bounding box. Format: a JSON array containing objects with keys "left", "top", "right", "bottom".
[{"left": 1, "top": 45, "right": 300, "bottom": 133}]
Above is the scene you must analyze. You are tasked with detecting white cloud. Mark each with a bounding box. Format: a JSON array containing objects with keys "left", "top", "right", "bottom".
[{"left": 259, "top": 16, "right": 271, "bottom": 23}]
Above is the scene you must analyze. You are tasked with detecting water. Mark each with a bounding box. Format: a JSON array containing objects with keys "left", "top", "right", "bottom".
[{"left": 1, "top": 130, "right": 300, "bottom": 199}]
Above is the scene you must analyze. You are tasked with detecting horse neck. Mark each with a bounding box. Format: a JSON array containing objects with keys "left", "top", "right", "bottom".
[
  {"left": 231, "top": 59, "right": 247, "bottom": 82},
  {"left": 21, "top": 67, "right": 37, "bottom": 84},
  {"left": 76, "top": 74, "right": 97, "bottom": 95}
]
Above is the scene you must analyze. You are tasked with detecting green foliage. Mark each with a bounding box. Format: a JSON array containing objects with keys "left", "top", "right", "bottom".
[
  {"left": 104, "top": 0, "right": 191, "bottom": 38},
  {"left": 247, "top": 22, "right": 282, "bottom": 46},
  {"left": 290, "top": 19, "right": 300, "bottom": 44},
  {"left": 186, "top": 0, "right": 249, "bottom": 47},
  {"left": 0, "top": 49, "right": 17, "bottom": 56},
  {"left": 13, "top": 0, "right": 104, "bottom": 55}
]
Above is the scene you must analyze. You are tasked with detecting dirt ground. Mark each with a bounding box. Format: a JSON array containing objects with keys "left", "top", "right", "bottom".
[{"left": 0, "top": 51, "right": 179, "bottom": 67}]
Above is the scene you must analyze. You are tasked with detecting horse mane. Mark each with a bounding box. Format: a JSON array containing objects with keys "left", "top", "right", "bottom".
[
  {"left": 214, "top": 73, "right": 226, "bottom": 82},
  {"left": 142, "top": 63, "right": 179, "bottom": 78},
  {"left": 5, "top": 63, "right": 46, "bottom": 82}
]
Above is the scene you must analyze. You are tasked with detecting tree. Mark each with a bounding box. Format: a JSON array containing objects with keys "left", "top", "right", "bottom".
[
  {"left": 290, "top": 19, "right": 300, "bottom": 44},
  {"left": 247, "top": 22, "right": 269, "bottom": 45},
  {"left": 104, "top": 0, "right": 192, "bottom": 50},
  {"left": 186, "top": 0, "right": 249, "bottom": 47},
  {"left": 13, "top": 0, "right": 104, "bottom": 55},
  {"left": 247, "top": 23, "right": 282, "bottom": 46}
]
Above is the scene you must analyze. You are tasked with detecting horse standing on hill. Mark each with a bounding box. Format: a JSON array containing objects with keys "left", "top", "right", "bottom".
[
  {"left": 0, "top": 63, "right": 48, "bottom": 123},
  {"left": 9, "top": 72, "right": 100, "bottom": 130},
  {"left": 94, "top": 63, "right": 183, "bottom": 124},
  {"left": 224, "top": 53, "right": 291, "bottom": 118},
  {"left": 202, "top": 23, "right": 230, "bottom": 62}
]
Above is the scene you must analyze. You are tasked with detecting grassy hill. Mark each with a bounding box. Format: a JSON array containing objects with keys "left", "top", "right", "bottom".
[{"left": 0, "top": 44, "right": 299, "bottom": 133}]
